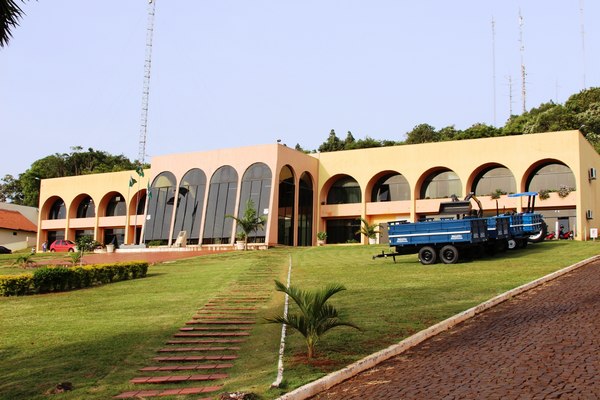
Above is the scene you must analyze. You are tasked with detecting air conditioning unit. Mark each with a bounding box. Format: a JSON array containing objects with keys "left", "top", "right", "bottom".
[
  {"left": 586, "top": 210, "right": 594, "bottom": 220},
  {"left": 589, "top": 167, "right": 597, "bottom": 181}
]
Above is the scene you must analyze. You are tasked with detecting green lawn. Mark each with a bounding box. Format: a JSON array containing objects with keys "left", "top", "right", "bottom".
[{"left": 1, "top": 241, "right": 598, "bottom": 399}]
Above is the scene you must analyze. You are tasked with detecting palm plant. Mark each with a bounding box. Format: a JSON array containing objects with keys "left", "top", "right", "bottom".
[
  {"left": 226, "top": 199, "right": 266, "bottom": 250},
  {"left": 356, "top": 217, "right": 379, "bottom": 241},
  {"left": 266, "top": 280, "right": 361, "bottom": 359},
  {"left": 0, "top": 0, "right": 27, "bottom": 47}
]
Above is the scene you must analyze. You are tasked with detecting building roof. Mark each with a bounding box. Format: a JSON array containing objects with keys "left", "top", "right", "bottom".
[{"left": 0, "top": 209, "right": 38, "bottom": 232}]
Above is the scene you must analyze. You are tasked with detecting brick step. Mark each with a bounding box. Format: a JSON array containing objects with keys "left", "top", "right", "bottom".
[
  {"left": 196, "top": 310, "right": 258, "bottom": 314},
  {"left": 166, "top": 339, "right": 245, "bottom": 345},
  {"left": 174, "top": 332, "right": 250, "bottom": 337},
  {"left": 189, "top": 319, "right": 255, "bottom": 324},
  {"left": 115, "top": 386, "right": 221, "bottom": 398},
  {"left": 207, "top": 298, "right": 267, "bottom": 302},
  {"left": 192, "top": 316, "right": 256, "bottom": 321},
  {"left": 154, "top": 355, "right": 238, "bottom": 362},
  {"left": 130, "top": 373, "right": 228, "bottom": 384},
  {"left": 184, "top": 323, "right": 252, "bottom": 329},
  {"left": 140, "top": 364, "right": 233, "bottom": 372},
  {"left": 158, "top": 346, "right": 240, "bottom": 353}
]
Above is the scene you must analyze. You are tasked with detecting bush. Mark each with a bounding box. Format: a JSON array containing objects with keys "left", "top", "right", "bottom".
[
  {"left": 0, "top": 262, "right": 149, "bottom": 296},
  {"left": 0, "top": 274, "right": 33, "bottom": 296}
]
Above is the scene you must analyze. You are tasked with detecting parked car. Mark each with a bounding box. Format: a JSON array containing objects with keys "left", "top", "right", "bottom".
[
  {"left": 0, "top": 245, "right": 12, "bottom": 254},
  {"left": 49, "top": 240, "right": 77, "bottom": 252}
]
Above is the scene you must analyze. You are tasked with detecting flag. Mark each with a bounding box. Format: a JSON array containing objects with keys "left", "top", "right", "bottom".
[
  {"left": 136, "top": 165, "right": 145, "bottom": 177},
  {"left": 129, "top": 176, "right": 137, "bottom": 187}
]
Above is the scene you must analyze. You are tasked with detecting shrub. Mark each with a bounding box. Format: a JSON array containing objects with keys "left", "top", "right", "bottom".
[
  {"left": 0, "top": 262, "right": 149, "bottom": 296},
  {"left": 0, "top": 274, "right": 34, "bottom": 296},
  {"left": 538, "top": 189, "right": 550, "bottom": 200}
]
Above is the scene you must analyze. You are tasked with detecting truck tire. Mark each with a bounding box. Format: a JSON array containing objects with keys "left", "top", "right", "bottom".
[
  {"left": 507, "top": 239, "right": 517, "bottom": 250},
  {"left": 440, "top": 245, "right": 459, "bottom": 264},
  {"left": 418, "top": 246, "right": 437, "bottom": 265},
  {"left": 528, "top": 221, "right": 547, "bottom": 243}
]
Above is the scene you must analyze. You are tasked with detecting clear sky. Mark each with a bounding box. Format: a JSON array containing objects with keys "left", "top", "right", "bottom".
[{"left": 1, "top": 1, "right": 598, "bottom": 178}]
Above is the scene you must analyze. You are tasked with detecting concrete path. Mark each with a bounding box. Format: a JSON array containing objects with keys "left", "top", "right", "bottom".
[{"left": 311, "top": 260, "right": 600, "bottom": 399}]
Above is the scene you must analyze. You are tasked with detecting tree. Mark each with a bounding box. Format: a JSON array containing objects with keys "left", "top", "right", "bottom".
[
  {"left": 266, "top": 280, "right": 361, "bottom": 359},
  {"left": 318, "top": 129, "right": 345, "bottom": 152},
  {"left": 226, "top": 199, "right": 266, "bottom": 250},
  {"left": 2, "top": 147, "right": 140, "bottom": 207},
  {"left": 404, "top": 123, "right": 439, "bottom": 144},
  {"left": 0, "top": 174, "right": 24, "bottom": 203},
  {"left": 344, "top": 131, "right": 356, "bottom": 149},
  {"left": 0, "top": 0, "right": 27, "bottom": 47}
]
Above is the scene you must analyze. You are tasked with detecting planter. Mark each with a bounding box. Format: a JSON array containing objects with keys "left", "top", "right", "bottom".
[
  {"left": 368, "top": 237, "right": 377, "bottom": 245},
  {"left": 106, "top": 244, "right": 115, "bottom": 253},
  {"left": 317, "top": 240, "right": 326, "bottom": 246},
  {"left": 235, "top": 241, "right": 246, "bottom": 250}
]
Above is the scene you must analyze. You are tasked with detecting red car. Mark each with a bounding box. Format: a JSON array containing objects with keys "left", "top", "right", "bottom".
[{"left": 49, "top": 239, "right": 77, "bottom": 252}]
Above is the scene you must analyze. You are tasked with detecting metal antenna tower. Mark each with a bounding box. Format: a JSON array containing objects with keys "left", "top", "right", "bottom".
[
  {"left": 491, "top": 17, "right": 497, "bottom": 126},
  {"left": 518, "top": 9, "right": 527, "bottom": 113},
  {"left": 138, "top": 0, "right": 156, "bottom": 165},
  {"left": 579, "top": 0, "right": 587, "bottom": 89},
  {"left": 507, "top": 75, "right": 514, "bottom": 116}
]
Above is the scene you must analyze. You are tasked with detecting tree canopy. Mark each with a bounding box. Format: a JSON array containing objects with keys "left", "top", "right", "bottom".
[
  {"left": 0, "top": 147, "right": 140, "bottom": 207},
  {"left": 312, "top": 87, "right": 600, "bottom": 154}
]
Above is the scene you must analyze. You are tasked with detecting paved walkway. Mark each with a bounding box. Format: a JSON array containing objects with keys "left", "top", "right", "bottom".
[
  {"left": 311, "top": 260, "right": 600, "bottom": 399},
  {"left": 108, "top": 249, "right": 277, "bottom": 399}
]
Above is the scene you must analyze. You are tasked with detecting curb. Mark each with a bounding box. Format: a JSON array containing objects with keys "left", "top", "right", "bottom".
[{"left": 277, "top": 255, "right": 600, "bottom": 400}]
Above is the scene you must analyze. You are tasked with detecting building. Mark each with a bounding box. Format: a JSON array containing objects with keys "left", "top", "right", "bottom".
[
  {"left": 36, "top": 130, "right": 600, "bottom": 249},
  {"left": 0, "top": 203, "right": 38, "bottom": 251}
]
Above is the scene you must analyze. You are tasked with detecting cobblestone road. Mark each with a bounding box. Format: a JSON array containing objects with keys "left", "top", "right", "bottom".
[{"left": 312, "top": 260, "right": 600, "bottom": 399}]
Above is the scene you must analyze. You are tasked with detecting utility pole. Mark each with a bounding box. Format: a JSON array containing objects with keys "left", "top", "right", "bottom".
[
  {"left": 134, "top": 0, "right": 156, "bottom": 245},
  {"left": 491, "top": 17, "right": 497, "bottom": 126},
  {"left": 138, "top": 0, "right": 156, "bottom": 165},
  {"left": 579, "top": 0, "right": 587, "bottom": 89},
  {"left": 518, "top": 9, "right": 527, "bottom": 114}
]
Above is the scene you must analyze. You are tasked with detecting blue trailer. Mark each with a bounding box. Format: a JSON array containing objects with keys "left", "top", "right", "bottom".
[{"left": 383, "top": 217, "right": 489, "bottom": 264}]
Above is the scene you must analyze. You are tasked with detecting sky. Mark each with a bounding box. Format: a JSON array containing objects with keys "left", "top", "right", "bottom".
[{"left": 1, "top": 1, "right": 599, "bottom": 178}]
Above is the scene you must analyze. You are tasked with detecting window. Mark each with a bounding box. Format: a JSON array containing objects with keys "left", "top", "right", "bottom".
[
  {"left": 106, "top": 194, "right": 126, "bottom": 216},
  {"left": 327, "top": 176, "right": 361, "bottom": 204},
  {"left": 473, "top": 167, "right": 516, "bottom": 196},
  {"left": 371, "top": 174, "right": 410, "bottom": 202},
  {"left": 527, "top": 163, "right": 576, "bottom": 192},
  {"left": 278, "top": 166, "right": 295, "bottom": 245},
  {"left": 297, "top": 172, "right": 314, "bottom": 246},
  {"left": 48, "top": 199, "right": 66, "bottom": 220},
  {"left": 420, "top": 170, "right": 462, "bottom": 199},
  {"left": 202, "top": 166, "right": 238, "bottom": 244},
  {"left": 76, "top": 196, "right": 95, "bottom": 218},
  {"left": 238, "top": 163, "right": 272, "bottom": 243},
  {"left": 145, "top": 172, "right": 177, "bottom": 243},
  {"left": 172, "top": 169, "right": 206, "bottom": 245}
]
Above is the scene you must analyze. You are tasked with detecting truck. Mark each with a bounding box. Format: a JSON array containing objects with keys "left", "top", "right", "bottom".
[{"left": 504, "top": 192, "right": 546, "bottom": 249}]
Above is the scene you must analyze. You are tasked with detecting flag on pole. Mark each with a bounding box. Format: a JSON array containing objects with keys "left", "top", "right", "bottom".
[
  {"left": 129, "top": 176, "right": 137, "bottom": 187},
  {"left": 136, "top": 165, "right": 145, "bottom": 177}
]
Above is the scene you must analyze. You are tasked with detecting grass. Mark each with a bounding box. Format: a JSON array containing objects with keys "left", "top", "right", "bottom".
[{"left": 0, "top": 241, "right": 598, "bottom": 399}]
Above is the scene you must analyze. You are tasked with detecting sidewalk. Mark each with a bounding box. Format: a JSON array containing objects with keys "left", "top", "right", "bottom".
[{"left": 310, "top": 259, "right": 600, "bottom": 399}]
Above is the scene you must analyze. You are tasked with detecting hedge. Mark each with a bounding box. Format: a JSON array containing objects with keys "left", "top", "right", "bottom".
[{"left": 0, "top": 262, "right": 149, "bottom": 296}]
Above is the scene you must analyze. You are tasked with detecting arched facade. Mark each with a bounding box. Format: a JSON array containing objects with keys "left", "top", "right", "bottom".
[{"left": 35, "top": 131, "right": 600, "bottom": 247}]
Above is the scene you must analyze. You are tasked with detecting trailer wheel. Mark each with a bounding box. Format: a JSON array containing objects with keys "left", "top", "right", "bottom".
[
  {"left": 440, "top": 245, "right": 459, "bottom": 264},
  {"left": 418, "top": 246, "right": 437, "bottom": 265},
  {"left": 507, "top": 239, "right": 517, "bottom": 250}
]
